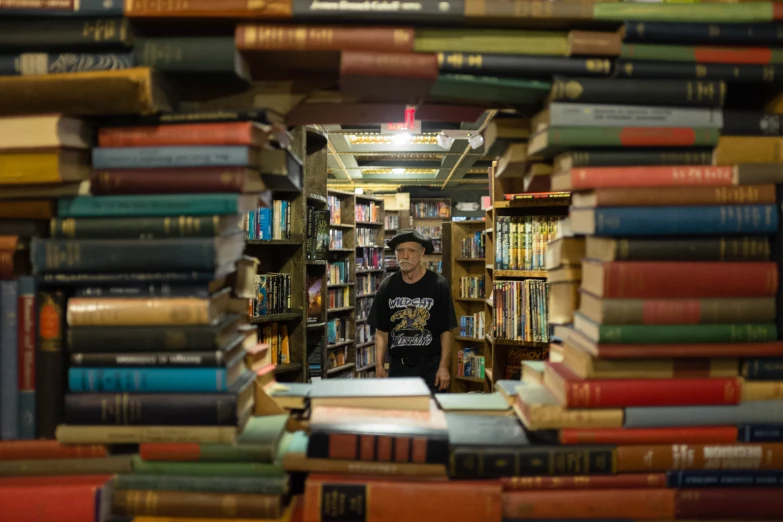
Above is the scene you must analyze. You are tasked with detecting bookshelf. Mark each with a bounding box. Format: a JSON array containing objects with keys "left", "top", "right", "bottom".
[
  {"left": 410, "top": 197, "right": 450, "bottom": 274},
  {"left": 326, "top": 188, "right": 357, "bottom": 378},
  {"left": 483, "top": 160, "right": 571, "bottom": 390},
  {"left": 354, "top": 193, "right": 385, "bottom": 378},
  {"left": 443, "top": 219, "right": 490, "bottom": 392}
]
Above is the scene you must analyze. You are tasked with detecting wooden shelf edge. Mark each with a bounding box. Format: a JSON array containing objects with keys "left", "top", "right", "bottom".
[
  {"left": 326, "top": 362, "right": 356, "bottom": 375},
  {"left": 250, "top": 309, "right": 303, "bottom": 324},
  {"left": 495, "top": 270, "right": 548, "bottom": 279}
]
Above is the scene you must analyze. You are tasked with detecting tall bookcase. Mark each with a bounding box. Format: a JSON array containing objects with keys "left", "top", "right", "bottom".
[
  {"left": 483, "top": 161, "right": 571, "bottom": 391},
  {"left": 326, "top": 189, "right": 358, "bottom": 378},
  {"left": 443, "top": 220, "right": 490, "bottom": 392},
  {"left": 410, "top": 197, "right": 450, "bottom": 274},
  {"left": 245, "top": 126, "right": 328, "bottom": 383},
  {"left": 354, "top": 193, "right": 385, "bottom": 378}
]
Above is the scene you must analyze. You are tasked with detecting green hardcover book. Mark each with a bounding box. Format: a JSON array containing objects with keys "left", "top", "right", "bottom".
[
  {"left": 429, "top": 75, "right": 551, "bottom": 105},
  {"left": 593, "top": 2, "right": 777, "bottom": 23},
  {"left": 414, "top": 29, "right": 569, "bottom": 56},
  {"left": 528, "top": 126, "right": 720, "bottom": 157},
  {"left": 131, "top": 455, "right": 286, "bottom": 477},
  {"left": 621, "top": 43, "right": 783, "bottom": 64},
  {"left": 113, "top": 473, "right": 288, "bottom": 494}
]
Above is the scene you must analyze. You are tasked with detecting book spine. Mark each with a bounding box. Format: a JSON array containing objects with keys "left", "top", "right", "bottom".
[
  {"left": 449, "top": 446, "right": 615, "bottom": 478},
  {"left": 67, "top": 367, "right": 229, "bottom": 393},
  {"left": 622, "top": 43, "right": 783, "bottom": 65},
  {"left": 549, "top": 103, "right": 722, "bottom": 128},
  {"left": 622, "top": 21, "right": 783, "bottom": 46},
  {"left": 92, "top": 146, "right": 253, "bottom": 169},
  {"left": 501, "top": 474, "right": 667, "bottom": 490},
  {"left": 674, "top": 488, "right": 783, "bottom": 518},
  {"left": 436, "top": 52, "right": 611, "bottom": 77},
  {"left": 624, "top": 400, "right": 783, "bottom": 428},
  {"left": 565, "top": 377, "right": 742, "bottom": 408},
  {"left": 70, "top": 351, "right": 223, "bottom": 367},
  {"left": 16, "top": 276, "right": 35, "bottom": 440},
  {"left": 31, "top": 238, "right": 220, "bottom": 273},
  {"left": 111, "top": 489, "right": 282, "bottom": 519},
  {"left": 0, "top": 439, "right": 106, "bottom": 459},
  {"left": 0, "top": 52, "right": 133, "bottom": 75},
  {"left": 722, "top": 110, "right": 783, "bottom": 136},
  {"left": 50, "top": 217, "right": 224, "bottom": 239},
  {"left": 742, "top": 358, "right": 783, "bottom": 379},
  {"left": 0, "top": 0, "right": 124, "bottom": 16},
  {"left": 67, "top": 297, "right": 214, "bottom": 326},
  {"left": 593, "top": 323, "right": 776, "bottom": 344},
  {"left": 598, "top": 297, "right": 776, "bottom": 324},
  {"left": 617, "top": 443, "right": 783, "bottom": 472},
  {"left": 571, "top": 165, "right": 734, "bottom": 189},
  {"left": 35, "top": 290, "right": 65, "bottom": 439},
  {"left": 236, "top": 25, "right": 415, "bottom": 53},
  {"left": 738, "top": 424, "right": 783, "bottom": 442},
  {"left": 340, "top": 51, "right": 438, "bottom": 78},
  {"left": 0, "top": 18, "right": 132, "bottom": 49},
  {"left": 135, "top": 37, "right": 241, "bottom": 73},
  {"left": 57, "top": 194, "right": 241, "bottom": 217},
  {"left": 604, "top": 237, "right": 771, "bottom": 262},
  {"left": 596, "top": 342, "right": 783, "bottom": 359},
  {"left": 559, "top": 426, "right": 739, "bottom": 445},
  {"left": 561, "top": 149, "right": 714, "bottom": 168},
  {"left": 307, "top": 431, "right": 449, "bottom": 465},
  {"left": 550, "top": 76, "right": 725, "bottom": 107},
  {"left": 64, "top": 392, "right": 238, "bottom": 425},
  {"left": 90, "top": 168, "right": 248, "bottom": 195},
  {"left": 589, "top": 205, "right": 778, "bottom": 236},
  {"left": 568, "top": 30, "right": 622, "bottom": 56},
  {"left": 291, "top": 0, "right": 465, "bottom": 21},
  {"left": 0, "top": 281, "right": 18, "bottom": 440},
  {"left": 667, "top": 469, "right": 783, "bottom": 487},
  {"left": 589, "top": 185, "right": 776, "bottom": 206},
  {"left": 124, "top": 0, "right": 291, "bottom": 17},
  {"left": 502, "top": 489, "right": 674, "bottom": 520},
  {"left": 39, "top": 271, "right": 222, "bottom": 287},
  {"left": 73, "top": 284, "right": 211, "bottom": 298},
  {"left": 98, "top": 122, "right": 254, "bottom": 148},
  {"left": 113, "top": 473, "right": 287, "bottom": 494},
  {"left": 68, "top": 324, "right": 227, "bottom": 353},
  {"left": 615, "top": 59, "right": 783, "bottom": 83},
  {"left": 139, "top": 442, "right": 273, "bottom": 462},
  {"left": 599, "top": 261, "right": 778, "bottom": 298},
  {"left": 552, "top": 127, "right": 720, "bottom": 148},
  {"left": 593, "top": 2, "right": 776, "bottom": 23}
]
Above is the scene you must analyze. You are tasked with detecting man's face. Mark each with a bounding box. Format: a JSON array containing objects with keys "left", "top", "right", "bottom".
[{"left": 395, "top": 241, "right": 424, "bottom": 273}]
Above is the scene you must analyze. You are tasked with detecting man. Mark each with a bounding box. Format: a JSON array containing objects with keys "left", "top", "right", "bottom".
[{"left": 368, "top": 229, "right": 458, "bottom": 393}]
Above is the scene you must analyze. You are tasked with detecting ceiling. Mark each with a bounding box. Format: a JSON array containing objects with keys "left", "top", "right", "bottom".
[{"left": 322, "top": 110, "right": 504, "bottom": 192}]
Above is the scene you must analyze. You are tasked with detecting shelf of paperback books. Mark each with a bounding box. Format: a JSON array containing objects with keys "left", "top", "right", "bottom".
[
  {"left": 355, "top": 193, "right": 385, "bottom": 379},
  {"left": 411, "top": 197, "right": 450, "bottom": 274},
  {"left": 444, "top": 220, "right": 490, "bottom": 393},
  {"left": 482, "top": 161, "right": 571, "bottom": 391},
  {"left": 325, "top": 188, "right": 357, "bottom": 379}
]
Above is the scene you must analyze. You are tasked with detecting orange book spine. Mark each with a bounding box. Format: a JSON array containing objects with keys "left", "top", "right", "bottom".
[
  {"left": 98, "top": 122, "right": 255, "bottom": 147},
  {"left": 502, "top": 489, "right": 675, "bottom": 519},
  {"left": 501, "top": 473, "right": 666, "bottom": 491},
  {"left": 617, "top": 443, "right": 783, "bottom": 472},
  {"left": 125, "top": 0, "right": 292, "bottom": 18},
  {"left": 0, "top": 483, "right": 105, "bottom": 522},
  {"left": 236, "top": 25, "right": 415, "bottom": 53},
  {"left": 340, "top": 51, "right": 438, "bottom": 79},
  {"left": 589, "top": 184, "right": 777, "bottom": 206},
  {"left": 570, "top": 165, "right": 735, "bottom": 189},
  {"left": 0, "top": 440, "right": 107, "bottom": 460},
  {"left": 560, "top": 426, "right": 739, "bottom": 445}
]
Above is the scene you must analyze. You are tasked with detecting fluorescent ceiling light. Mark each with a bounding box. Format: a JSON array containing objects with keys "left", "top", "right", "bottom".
[
  {"left": 392, "top": 168, "right": 406, "bottom": 174},
  {"left": 392, "top": 133, "right": 412, "bottom": 144}
]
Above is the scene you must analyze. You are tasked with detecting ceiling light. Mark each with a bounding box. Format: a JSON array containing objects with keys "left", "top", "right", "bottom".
[
  {"left": 392, "top": 168, "right": 406, "bottom": 174},
  {"left": 392, "top": 133, "right": 412, "bottom": 145}
]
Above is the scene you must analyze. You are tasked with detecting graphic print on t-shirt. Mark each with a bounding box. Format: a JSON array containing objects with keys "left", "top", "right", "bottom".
[{"left": 388, "top": 297, "right": 434, "bottom": 349}]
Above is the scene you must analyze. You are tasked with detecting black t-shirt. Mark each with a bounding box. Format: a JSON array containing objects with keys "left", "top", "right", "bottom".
[{"left": 368, "top": 269, "right": 458, "bottom": 358}]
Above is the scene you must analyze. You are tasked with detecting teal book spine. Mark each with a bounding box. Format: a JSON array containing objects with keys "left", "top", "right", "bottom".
[{"left": 58, "top": 194, "right": 244, "bottom": 217}]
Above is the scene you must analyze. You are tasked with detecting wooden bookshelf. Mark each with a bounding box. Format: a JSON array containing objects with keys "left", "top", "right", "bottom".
[
  {"left": 483, "top": 160, "right": 571, "bottom": 390},
  {"left": 326, "top": 188, "right": 357, "bottom": 379},
  {"left": 354, "top": 193, "right": 385, "bottom": 378},
  {"left": 410, "top": 197, "right": 450, "bottom": 274},
  {"left": 444, "top": 220, "right": 490, "bottom": 392}
]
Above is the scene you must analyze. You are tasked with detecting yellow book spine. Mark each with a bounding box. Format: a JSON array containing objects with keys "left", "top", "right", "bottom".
[{"left": 0, "top": 153, "right": 62, "bottom": 185}]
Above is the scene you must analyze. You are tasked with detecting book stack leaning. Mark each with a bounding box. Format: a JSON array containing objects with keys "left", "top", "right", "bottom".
[
  {"left": 508, "top": 80, "right": 783, "bottom": 519},
  {"left": 26, "top": 116, "right": 300, "bottom": 519}
]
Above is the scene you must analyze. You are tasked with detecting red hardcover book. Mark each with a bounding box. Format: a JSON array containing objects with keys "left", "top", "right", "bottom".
[
  {"left": 582, "top": 260, "right": 778, "bottom": 298},
  {"left": 501, "top": 473, "right": 666, "bottom": 491},
  {"left": 617, "top": 443, "right": 783, "bottom": 472},
  {"left": 559, "top": 426, "right": 739, "bottom": 445},
  {"left": 503, "top": 489, "right": 675, "bottom": 520},
  {"left": 90, "top": 167, "right": 261, "bottom": 195},
  {"left": 675, "top": 488, "right": 783, "bottom": 519},
  {"left": 98, "top": 121, "right": 267, "bottom": 147},
  {"left": 567, "top": 165, "right": 736, "bottom": 189},
  {"left": 0, "top": 483, "right": 105, "bottom": 522},
  {"left": 545, "top": 362, "right": 742, "bottom": 408},
  {"left": 0, "top": 440, "right": 106, "bottom": 460}
]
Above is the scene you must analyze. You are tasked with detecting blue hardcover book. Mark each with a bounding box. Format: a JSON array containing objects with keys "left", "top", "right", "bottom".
[
  {"left": 0, "top": 281, "right": 18, "bottom": 440},
  {"left": 68, "top": 367, "right": 233, "bottom": 393},
  {"left": 625, "top": 400, "right": 783, "bottom": 428},
  {"left": 742, "top": 358, "right": 783, "bottom": 380},
  {"left": 667, "top": 470, "right": 783, "bottom": 488},
  {"left": 738, "top": 424, "right": 783, "bottom": 442},
  {"left": 258, "top": 207, "right": 272, "bottom": 240},
  {"left": 573, "top": 205, "right": 778, "bottom": 236},
  {"left": 58, "top": 194, "right": 258, "bottom": 218},
  {"left": 0, "top": 0, "right": 123, "bottom": 16},
  {"left": 0, "top": 52, "right": 133, "bottom": 75},
  {"left": 92, "top": 146, "right": 258, "bottom": 169},
  {"left": 17, "top": 277, "right": 35, "bottom": 440}
]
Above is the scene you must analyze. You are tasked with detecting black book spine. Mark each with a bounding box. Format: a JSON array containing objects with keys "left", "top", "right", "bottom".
[
  {"left": 50, "top": 216, "right": 222, "bottom": 240},
  {"left": 622, "top": 21, "right": 783, "bottom": 46},
  {"left": 612, "top": 237, "right": 771, "bottom": 262},
  {"left": 291, "top": 0, "right": 465, "bottom": 22},
  {"left": 70, "top": 351, "right": 223, "bottom": 367},
  {"left": 307, "top": 430, "right": 449, "bottom": 464},
  {"left": 449, "top": 446, "right": 616, "bottom": 478},
  {"left": 0, "top": 19, "right": 133, "bottom": 50},
  {"left": 68, "top": 325, "right": 227, "bottom": 352},
  {"left": 614, "top": 60, "right": 783, "bottom": 84},
  {"left": 35, "top": 290, "right": 66, "bottom": 438},
  {"left": 73, "top": 283, "right": 211, "bottom": 298},
  {"left": 64, "top": 393, "right": 238, "bottom": 426},
  {"left": 437, "top": 52, "right": 611, "bottom": 78},
  {"left": 564, "top": 149, "right": 714, "bottom": 168},
  {"left": 551, "top": 76, "right": 725, "bottom": 107},
  {"left": 722, "top": 110, "right": 783, "bottom": 136}
]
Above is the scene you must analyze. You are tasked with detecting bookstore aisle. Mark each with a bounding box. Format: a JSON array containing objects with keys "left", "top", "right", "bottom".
[{"left": 1, "top": 2, "right": 783, "bottom": 522}]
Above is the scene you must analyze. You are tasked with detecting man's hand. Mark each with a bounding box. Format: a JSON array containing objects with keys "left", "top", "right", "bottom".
[
  {"left": 434, "top": 365, "right": 450, "bottom": 391},
  {"left": 376, "top": 364, "right": 387, "bottom": 378}
]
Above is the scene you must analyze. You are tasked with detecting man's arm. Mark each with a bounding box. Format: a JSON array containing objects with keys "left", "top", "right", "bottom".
[
  {"left": 435, "top": 329, "right": 452, "bottom": 391},
  {"left": 375, "top": 330, "right": 388, "bottom": 378}
]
